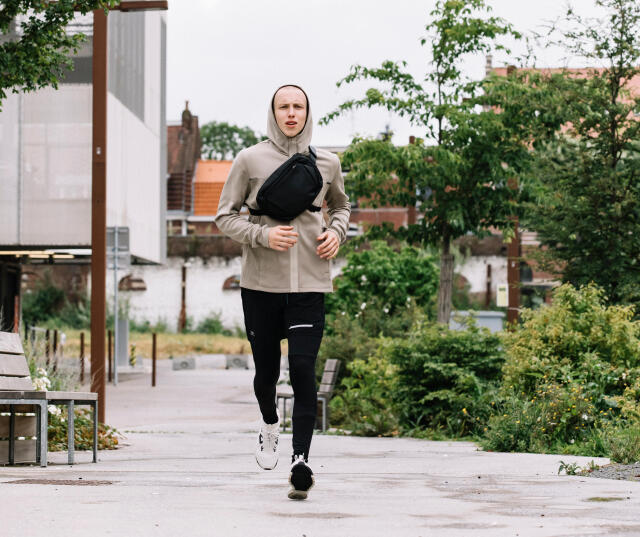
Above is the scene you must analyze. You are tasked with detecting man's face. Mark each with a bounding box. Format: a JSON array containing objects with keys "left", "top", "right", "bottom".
[{"left": 273, "top": 86, "right": 307, "bottom": 138}]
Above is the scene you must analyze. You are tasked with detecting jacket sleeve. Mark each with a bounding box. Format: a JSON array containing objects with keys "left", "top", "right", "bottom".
[
  {"left": 325, "top": 157, "right": 351, "bottom": 244},
  {"left": 214, "top": 151, "right": 271, "bottom": 248}
]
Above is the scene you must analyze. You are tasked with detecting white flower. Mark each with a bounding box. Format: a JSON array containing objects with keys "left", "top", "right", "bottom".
[
  {"left": 570, "top": 438, "right": 575, "bottom": 444},
  {"left": 383, "top": 307, "right": 390, "bottom": 314},
  {"left": 48, "top": 405, "right": 61, "bottom": 417},
  {"left": 341, "top": 311, "right": 346, "bottom": 316},
  {"left": 360, "top": 302, "right": 366, "bottom": 310},
  {"left": 406, "top": 296, "right": 411, "bottom": 302},
  {"left": 581, "top": 413, "right": 589, "bottom": 421},
  {"left": 360, "top": 274, "right": 367, "bottom": 283}
]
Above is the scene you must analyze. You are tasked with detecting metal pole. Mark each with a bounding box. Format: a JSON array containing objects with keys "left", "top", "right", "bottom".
[
  {"left": 107, "top": 329, "right": 112, "bottom": 382},
  {"left": 80, "top": 331, "right": 85, "bottom": 384},
  {"left": 90, "top": 8, "right": 108, "bottom": 424},
  {"left": 113, "top": 225, "right": 118, "bottom": 386},
  {"left": 152, "top": 332, "right": 157, "bottom": 387}
]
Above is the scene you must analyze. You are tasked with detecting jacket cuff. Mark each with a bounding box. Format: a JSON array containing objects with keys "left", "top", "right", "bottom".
[
  {"left": 327, "top": 227, "right": 344, "bottom": 244},
  {"left": 258, "top": 225, "right": 271, "bottom": 248}
]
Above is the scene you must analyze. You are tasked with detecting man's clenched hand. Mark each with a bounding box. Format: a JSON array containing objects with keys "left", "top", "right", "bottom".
[{"left": 268, "top": 225, "right": 298, "bottom": 251}]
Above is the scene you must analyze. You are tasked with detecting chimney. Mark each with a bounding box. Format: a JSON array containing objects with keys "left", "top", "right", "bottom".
[
  {"left": 485, "top": 54, "right": 493, "bottom": 77},
  {"left": 181, "top": 100, "right": 192, "bottom": 131}
]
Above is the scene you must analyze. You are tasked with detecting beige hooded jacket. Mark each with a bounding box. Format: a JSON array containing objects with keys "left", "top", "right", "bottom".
[{"left": 214, "top": 87, "right": 351, "bottom": 293}]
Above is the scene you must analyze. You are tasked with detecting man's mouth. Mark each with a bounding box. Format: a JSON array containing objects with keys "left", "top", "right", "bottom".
[{"left": 286, "top": 121, "right": 297, "bottom": 126}]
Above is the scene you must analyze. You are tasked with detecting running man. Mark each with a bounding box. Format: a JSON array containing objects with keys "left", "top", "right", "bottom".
[{"left": 214, "top": 84, "right": 351, "bottom": 500}]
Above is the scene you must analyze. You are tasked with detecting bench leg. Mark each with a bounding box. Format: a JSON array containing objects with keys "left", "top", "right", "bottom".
[
  {"left": 9, "top": 406, "right": 15, "bottom": 465},
  {"left": 39, "top": 402, "right": 48, "bottom": 467},
  {"left": 36, "top": 405, "right": 41, "bottom": 464},
  {"left": 92, "top": 401, "right": 98, "bottom": 463},
  {"left": 321, "top": 398, "right": 327, "bottom": 432},
  {"left": 67, "top": 401, "right": 74, "bottom": 465}
]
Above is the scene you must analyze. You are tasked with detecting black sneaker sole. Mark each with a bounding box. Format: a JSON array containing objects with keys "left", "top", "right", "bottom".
[{"left": 288, "top": 464, "right": 314, "bottom": 500}]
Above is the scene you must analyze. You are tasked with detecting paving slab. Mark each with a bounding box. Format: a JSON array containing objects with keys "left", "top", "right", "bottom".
[{"left": 1, "top": 359, "right": 639, "bottom": 537}]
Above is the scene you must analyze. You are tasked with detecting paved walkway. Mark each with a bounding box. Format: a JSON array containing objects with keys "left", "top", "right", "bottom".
[{"left": 2, "top": 360, "right": 640, "bottom": 537}]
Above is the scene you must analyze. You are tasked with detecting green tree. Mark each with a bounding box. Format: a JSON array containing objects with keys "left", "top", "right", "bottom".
[
  {"left": 0, "top": 0, "right": 116, "bottom": 111},
  {"left": 321, "top": 0, "right": 543, "bottom": 323},
  {"left": 521, "top": 0, "right": 640, "bottom": 307},
  {"left": 200, "top": 121, "right": 266, "bottom": 160}
]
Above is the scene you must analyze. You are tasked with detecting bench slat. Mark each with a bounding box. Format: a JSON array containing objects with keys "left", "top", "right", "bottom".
[
  {"left": 324, "top": 359, "right": 339, "bottom": 372},
  {"left": 0, "top": 415, "right": 36, "bottom": 438},
  {"left": 0, "top": 439, "right": 36, "bottom": 464},
  {"left": 0, "top": 377, "right": 34, "bottom": 391},
  {"left": 0, "top": 354, "right": 30, "bottom": 377},
  {"left": 46, "top": 391, "right": 98, "bottom": 401},
  {"left": 0, "top": 333, "right": 23, "bottom": 355}
]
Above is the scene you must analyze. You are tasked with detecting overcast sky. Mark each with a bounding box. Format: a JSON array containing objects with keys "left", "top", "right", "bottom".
[{"left": 165, "top": 0, "right": 605, "bottom": 147}]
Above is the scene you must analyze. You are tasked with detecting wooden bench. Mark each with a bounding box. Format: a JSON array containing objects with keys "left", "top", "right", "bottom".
[
  {"left": 277, "top": 358, "right": 341, "bottom": 433},
  {"left": 0, "top": 331, "right": 98, "bottom": 467}
]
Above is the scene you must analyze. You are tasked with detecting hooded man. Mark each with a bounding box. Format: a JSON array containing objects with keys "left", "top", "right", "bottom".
[{"left": 215, "top": 84, "right": 351, "bottom": 500}]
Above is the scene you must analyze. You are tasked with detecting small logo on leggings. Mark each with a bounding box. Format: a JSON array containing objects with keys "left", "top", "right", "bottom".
[{"left": 249, "top": 329, "right": 255, "bottom": 338}]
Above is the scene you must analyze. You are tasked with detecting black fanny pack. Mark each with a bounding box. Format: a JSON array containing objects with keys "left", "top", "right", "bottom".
[{"left": 249, "top": 146, "right": 323, "bottom": 222}]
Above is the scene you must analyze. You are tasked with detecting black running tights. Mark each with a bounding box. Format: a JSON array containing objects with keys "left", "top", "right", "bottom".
[{"left": 241, "top": 287, "right": 324, "bottom": 459}]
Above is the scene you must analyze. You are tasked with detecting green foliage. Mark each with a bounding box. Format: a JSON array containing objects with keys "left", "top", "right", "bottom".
[
  {"left": 482, "top": 283, "right": 640, "bottom": 455},
  {"left": 200, "top": 121, "right": 266, "bottom": 160},
  {"left": 320, "top": 0, "right": 543, "bottom": 322},
  {"left": 520, "top": 0, "right": 640, "bottom": 308},
  {"left": 129, "top": 317, "right": 169, "bottom": 334},
  {"left": 21, "top": 275, "right": 65, "bottom": 328},
  {"left": 48, "top": 408, "right": 120, "bottom": 451},
  {"left": 500, "top": 284, "right": 640, "bottom": 403},
  {"left": 328, "top": 345, "right": 400, "bottom": 437},
  {"left": 384, "top": 319, "right": 504, "bottom": 437},
  {"left": 325, "top": 240, "right": 439, "bottom": 323},
  {"left": 607, "top": 425, "right": 640, "bottom": 464},
  {"left": 196, "top": 310, "right": 233, "bottom": 335},
  {"left": 481, "top": 380, "right": 605, "bottom": 455},
  {"left": 0, "top": 1, "right": 117, "bottom": 111}
]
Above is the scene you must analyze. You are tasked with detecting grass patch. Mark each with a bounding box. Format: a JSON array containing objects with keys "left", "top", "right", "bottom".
[{"left": 58, "top": 329, "right": 260, "bottom": 359}]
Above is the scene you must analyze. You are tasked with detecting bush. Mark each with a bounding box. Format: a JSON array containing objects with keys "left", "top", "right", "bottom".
[
  {"left": 197, "top": 311, "right": 226, "bottom": 334},
  {"left": 480, "top": 380, "right": 604, "bottom": 455},
  {"left": 328, "top": 344, "right": 400, "bottom": 436},
  {"left": 325, "top": 240, "right": 439, "bottom": 324},
  {"left": 25, "top": 338, "right": 121, "bottom": 451},
  {"left": 483, "top": 283, "right": 640, "bottom": 455},
  {"left": 22, "top": 274, "right": 65, "bottom": 328},
  {"left": 383, "top": 319, "right": 504, "bottom": 438}
]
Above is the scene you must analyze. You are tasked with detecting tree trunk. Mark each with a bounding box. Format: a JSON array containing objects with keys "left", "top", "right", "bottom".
[{"left": 437, "top": 234, "right": 454, "bottom": 324}]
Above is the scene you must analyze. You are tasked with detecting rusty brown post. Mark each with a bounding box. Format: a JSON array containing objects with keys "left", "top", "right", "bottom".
[
  {"left": 80, "top": 331, "right": 85, "bottom": 383},
  {"left": 107, "top": 329, "right": 112, "bottom": 383},
  {"left": 52, "top": 329, "right": 58, "bottom": 372},
  {"left": 13, "top": 295, "right": 19, "bottom": 333},
  {"left": 152, "top": 332, "right": 157, "bottom": 387},
  {"left": 91, "top": 8, "right": 108, "bottom": 424},
  {"left": 45, "top": 329, "right": 50, "bottom": 366}
]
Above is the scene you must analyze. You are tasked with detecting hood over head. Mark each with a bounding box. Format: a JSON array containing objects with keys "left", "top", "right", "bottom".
[{"left": 267, "top": 84, "right": 313, "bottom": 155}]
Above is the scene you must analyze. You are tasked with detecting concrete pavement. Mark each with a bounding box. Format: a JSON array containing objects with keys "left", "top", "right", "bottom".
[{"left": 2, "top": 359, "right": 640, "bottom": 537}]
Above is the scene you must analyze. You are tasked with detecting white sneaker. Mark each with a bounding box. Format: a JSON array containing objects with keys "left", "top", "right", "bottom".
[
  {"left": 255, "top": 409, "right": 280, "bottom": 470},
  {"left": 288, "top": 454, "right": 315, "bottom": 500}
]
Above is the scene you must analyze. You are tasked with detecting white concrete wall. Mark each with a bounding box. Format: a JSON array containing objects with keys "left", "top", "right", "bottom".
[
  {"left": 456, "top": 255, "right": 508, "bottom": 298},
  {"left": 114, "top": 256, "right": 244, "bottom": 332},
  {"left": 112, "top": 256, "right": 347, "bottom": 333},
  {"left": 107, "top": 92, "right": 162, "bottom": 263}
]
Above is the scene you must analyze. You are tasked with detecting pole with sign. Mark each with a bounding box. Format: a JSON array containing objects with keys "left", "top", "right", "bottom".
[{"left": 107, "top": 226, "right": 130, "bottom": 385}]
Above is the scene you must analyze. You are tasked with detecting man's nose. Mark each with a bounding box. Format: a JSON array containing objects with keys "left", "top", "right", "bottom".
[{"left": 287, "top": 106, "right": 295, "bottom": 116}]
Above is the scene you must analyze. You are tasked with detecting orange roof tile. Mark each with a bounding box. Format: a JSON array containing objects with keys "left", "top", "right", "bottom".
[
  {"left": 195, "top": 159, "right": 233, "bottom": 183},
  {"left": 193, "top": 159, "right": 233, "bottom": 216}
]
